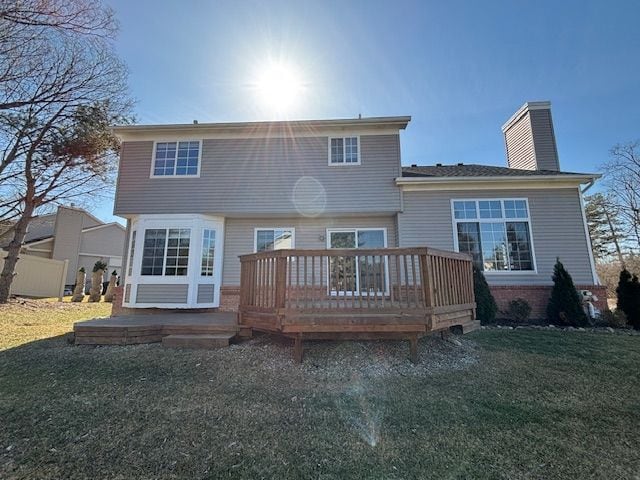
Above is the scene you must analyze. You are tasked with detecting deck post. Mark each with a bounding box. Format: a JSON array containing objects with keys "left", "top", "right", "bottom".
[
  {"left": 409, "top": 334, "right": 418, "bottom": 364},
  {"left": 419, "top": 253, "right": 435, "bottom": 330},
  {"left": 294, "top": 334, "right": 304, "bottom": 364}
]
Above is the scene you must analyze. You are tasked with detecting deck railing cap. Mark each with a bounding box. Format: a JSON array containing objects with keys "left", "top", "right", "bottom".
[{"left": 239, "top": 247, "right": 472, "bottom": 262}]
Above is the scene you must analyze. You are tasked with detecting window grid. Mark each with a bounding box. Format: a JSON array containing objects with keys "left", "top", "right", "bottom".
[
  {"left": 329, "top": 137, "right": 359, "bottom": 164},
  {"left": 452, "top": 199, "right": 534, "bottom": 272},
  {"left": 344, "top": 137, "right": 358, "bottom": 163},
  {"left": 140, "top": 228, "right": 191, "bottom": 276},
  {"left": 153, "top": 141, "right": 200, "bottom": 176},
  {"left": 201, "top": 229, "right": 216, "bottom": 276},
  {"left": 164, "top": 228, "right": 190, "bottom": 276},
  {"left": 141, "top": 229, "right": 167, "bottom": 276}
]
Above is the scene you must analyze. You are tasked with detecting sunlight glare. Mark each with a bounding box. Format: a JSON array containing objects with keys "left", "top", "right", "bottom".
[{"left": 253, "top": 61, "right": 304, "bottom": 114}]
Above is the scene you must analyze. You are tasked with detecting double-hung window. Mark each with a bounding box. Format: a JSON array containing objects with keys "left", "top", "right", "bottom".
[
  {"left": 329, "top": 137, "right": 360, "bottom": 165},
  {"left": 152, "top": 141, "right": 200, "bottom": 176},
  {"left": 255, "top": 228, "right": 295, "bottom": 252},
  {"left": 141, "top": 228, "right": 191, "bottom": 276},
  {"left": 452, "top": 199, "right": 535, "bottom": 272}
]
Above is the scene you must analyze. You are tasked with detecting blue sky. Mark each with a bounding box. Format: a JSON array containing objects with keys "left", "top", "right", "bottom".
[{"left": 98, "top": 0, "right": 639, "bottom": 223}]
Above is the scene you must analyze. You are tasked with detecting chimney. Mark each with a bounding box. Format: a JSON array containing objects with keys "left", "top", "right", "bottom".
[{"left": 502, "top": 101, "right": 560, "bottom": 171}]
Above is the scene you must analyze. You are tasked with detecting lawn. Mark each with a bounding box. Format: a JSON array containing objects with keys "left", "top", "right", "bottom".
[
  {"left": 0, "top": 300, "right": 639, "bottom": 479},
  {"left": 0, "top": 297, "right": 111, "bottom": 350}
]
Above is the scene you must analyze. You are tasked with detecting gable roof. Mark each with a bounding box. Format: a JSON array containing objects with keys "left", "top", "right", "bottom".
[{"left": 401, "top": 164, "right": 594, "bottom": 178}]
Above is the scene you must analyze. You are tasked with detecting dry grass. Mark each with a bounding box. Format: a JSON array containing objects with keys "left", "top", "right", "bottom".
[
  {"left": 0, "top": 302, "right": 639, "bottom": 479},
  {"left": 0, "top": 297, "right": 111, "bottom": 350}
]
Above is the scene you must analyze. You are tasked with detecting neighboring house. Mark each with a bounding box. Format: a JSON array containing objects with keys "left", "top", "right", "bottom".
[
  {"left": 21, "top": 206, "right": 126, "bottom": 287},
  {"left": 112, "top": 101, "right": 604, "bottom": 318}
]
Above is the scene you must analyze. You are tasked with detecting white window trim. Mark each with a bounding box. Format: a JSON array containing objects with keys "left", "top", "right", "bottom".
[
  {"left": 149, "top": 140, "right": 202, "bottom": 178},
  {"left": 326, "top": 227, "right": 389, "bottom": 296},
  {"left": 253, "top": 227, "right": 296, "bottom": 253},
  {"left": 123, "top": 214, "right": 224, "bottom": 309},
  {"left": 328, "top": 136, "right": 361, "bottom": 166},
  {"left": 450, "top": 198, "right": 538, "bottom": 274}
]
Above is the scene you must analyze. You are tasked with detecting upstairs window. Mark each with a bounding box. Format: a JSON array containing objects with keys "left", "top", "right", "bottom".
[
  {"left": 152, "top": 141, "right": 200, "bottom": 176},
  {"left": 452, "top": 199, "right": 535, "bottom": 272},
  {"left": 329, "top": 137, "right": 360, "bottom": 165}
]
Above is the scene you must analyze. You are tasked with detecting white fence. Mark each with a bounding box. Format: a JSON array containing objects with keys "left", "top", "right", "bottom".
[{"left": 0, "top": 251, "right": 68, "bottom": 300}]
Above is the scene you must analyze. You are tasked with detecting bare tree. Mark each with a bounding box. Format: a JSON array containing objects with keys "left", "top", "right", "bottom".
[
  {"left": 0, "top": 0, "right": 117, "bottom": 111},
  {"left": 602, "top": 141, "right": 640, "bottom": 251},
  {"left": 0, "top": 1, "right": 131, "bottom": 302}
]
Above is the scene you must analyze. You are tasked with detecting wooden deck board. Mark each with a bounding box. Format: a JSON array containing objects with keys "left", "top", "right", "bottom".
[{"left": 73, "top": 312, "right": 238, "bottom": 346}]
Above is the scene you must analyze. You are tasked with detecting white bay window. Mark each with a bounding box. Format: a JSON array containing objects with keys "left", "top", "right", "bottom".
[{"left": 124, "top": 215, "right": 224, "bottom": 308}]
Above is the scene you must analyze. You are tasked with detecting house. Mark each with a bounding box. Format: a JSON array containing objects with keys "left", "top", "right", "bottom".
[
  {"left": 111, "top": 101, "right": 605, "bottom": 319},
  {"left": 20, "top": 205, "right": 126, "bottom": 287}
]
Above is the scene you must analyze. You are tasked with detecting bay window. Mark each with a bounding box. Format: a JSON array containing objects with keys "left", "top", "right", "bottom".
[
  {"left": 452, "top": 199, "right": 535, "bottom": 272},
  {"left": 141, "top": 228, "right": 191, "bottom": 276}
]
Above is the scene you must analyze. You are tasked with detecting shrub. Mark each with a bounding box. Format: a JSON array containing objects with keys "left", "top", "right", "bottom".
[
  {"left": 617, "top": 269, "right": 640, "bottom": 329},
  {"left": 92, "top": 260, "right": 107, "bottom": 272},
  {"left": 473, "top": 266, "right": 497, "bottom": 324},
  {"left": 546, "top": 258, "right": 588, "bottom": 327},
  {"left": 597, "top": 309, "right": 628, "bottom": 329},
  {"left": 506, "top": 298, "right": 532, "bottom": 323}
]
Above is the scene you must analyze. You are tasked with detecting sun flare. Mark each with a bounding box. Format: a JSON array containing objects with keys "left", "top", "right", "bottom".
[{"left": 253, "top": 61, "right": 304, "bottom": 114}]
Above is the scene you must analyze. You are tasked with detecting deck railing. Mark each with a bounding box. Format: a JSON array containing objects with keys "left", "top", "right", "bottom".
[{"left": 239, "top": 247, "right": 475, "bottom": 323}]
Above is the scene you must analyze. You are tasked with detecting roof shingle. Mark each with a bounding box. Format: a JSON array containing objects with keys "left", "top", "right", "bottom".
[{"left": 401, "top": 164, "right": 592, "bottom": 178}]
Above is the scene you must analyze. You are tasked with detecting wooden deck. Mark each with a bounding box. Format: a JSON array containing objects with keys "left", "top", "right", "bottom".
[
  {"left": 239, "top": 247, "right": 478, "bottom": 362},
  {"left": 73, "top": 312, "right": 238, "bottom": 345}
]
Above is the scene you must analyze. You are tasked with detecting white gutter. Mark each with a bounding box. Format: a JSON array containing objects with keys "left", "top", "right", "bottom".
[{"left": 395, "top": 173, "right": 601, "bottom": 185}]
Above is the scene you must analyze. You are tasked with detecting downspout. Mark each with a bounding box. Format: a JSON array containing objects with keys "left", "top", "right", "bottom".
[{"left": 577, "top": 181, "right": 600, "bottom": 285}]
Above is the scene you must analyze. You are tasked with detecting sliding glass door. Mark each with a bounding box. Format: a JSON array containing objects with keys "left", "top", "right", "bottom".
[{"left": 328, "top": 228, "right": 387, "bottom": 295}]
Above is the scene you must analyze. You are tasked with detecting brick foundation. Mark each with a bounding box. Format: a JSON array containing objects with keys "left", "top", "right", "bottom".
[
  {"left": 111, "top": 286, "right": 124, "bottom": 317},
  {"left": 219, "top": 286, "right": 240, "bottom": 312},
  {"left": 490, "top": 284, "right": 608, "bottom": 320}
]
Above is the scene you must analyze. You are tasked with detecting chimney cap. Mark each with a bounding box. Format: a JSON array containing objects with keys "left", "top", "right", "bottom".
[
  {"left": 457, "top": 162, "right": 464, "bottom": 166},
  {"left": 502, "top": 101, "right": 551, "bottom": 132},
  {"left": 411, "top": 163, "right": 417, "bottom": 167},
  {"left": 436, "top": 163, "right": 443, "bottom": 167}
]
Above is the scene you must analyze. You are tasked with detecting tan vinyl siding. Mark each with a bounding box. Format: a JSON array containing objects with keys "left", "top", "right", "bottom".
[
  {"left": 504, "top": 113, "right": 536, "bottom": 170},
  {"left": 114, "top": 135, "right": 402, "bottom": 216},
  {"left": 136, "top": 284, "right": 188, "bottom": 303},
  {"left": 222, "top": 215, "right": 398, "bottom": 285},
  {"left": 79, "top": 224, "right": 126, "bottom": 257},
  {"left": 197, "top": 284, "right": 215, "bottom": 303},
  {"left": 398, "top": 188, "right": 594, "bottom": 285},
  {"left": 51, "top": 207, "right": 99, "bottom": 284},
  {"left": 529, "top": 109, "right": 560, "bottom": 171}
]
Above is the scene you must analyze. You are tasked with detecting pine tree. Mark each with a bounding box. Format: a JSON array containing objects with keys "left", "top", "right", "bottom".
[
  {"left": 617, "top": 269, "right": 640, "bottom": 329},
  {"left": 585, "top": 193, "right": 626, "bottom": 264},
  {"left": 546, "top": 258, "right": 588, "bottom": 326},
  {"left": 473, "top": 266, "right": 497, "bottom": 324}
]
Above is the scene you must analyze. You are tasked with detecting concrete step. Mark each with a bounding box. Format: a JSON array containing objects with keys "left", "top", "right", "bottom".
[
  {"left": 161, "top": 333, "right": 235, "bottom": 349},
  {"left": 461, "top": 320, "right": 481, "bottom": 334}
]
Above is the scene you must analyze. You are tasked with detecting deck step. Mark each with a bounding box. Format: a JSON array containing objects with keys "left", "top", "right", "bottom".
[
  {"left": 161, "top": 333, "right": 235, "bottom": 349},
  {"left": 461, "top": 320, "right": 481, "bottom": 334}
]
